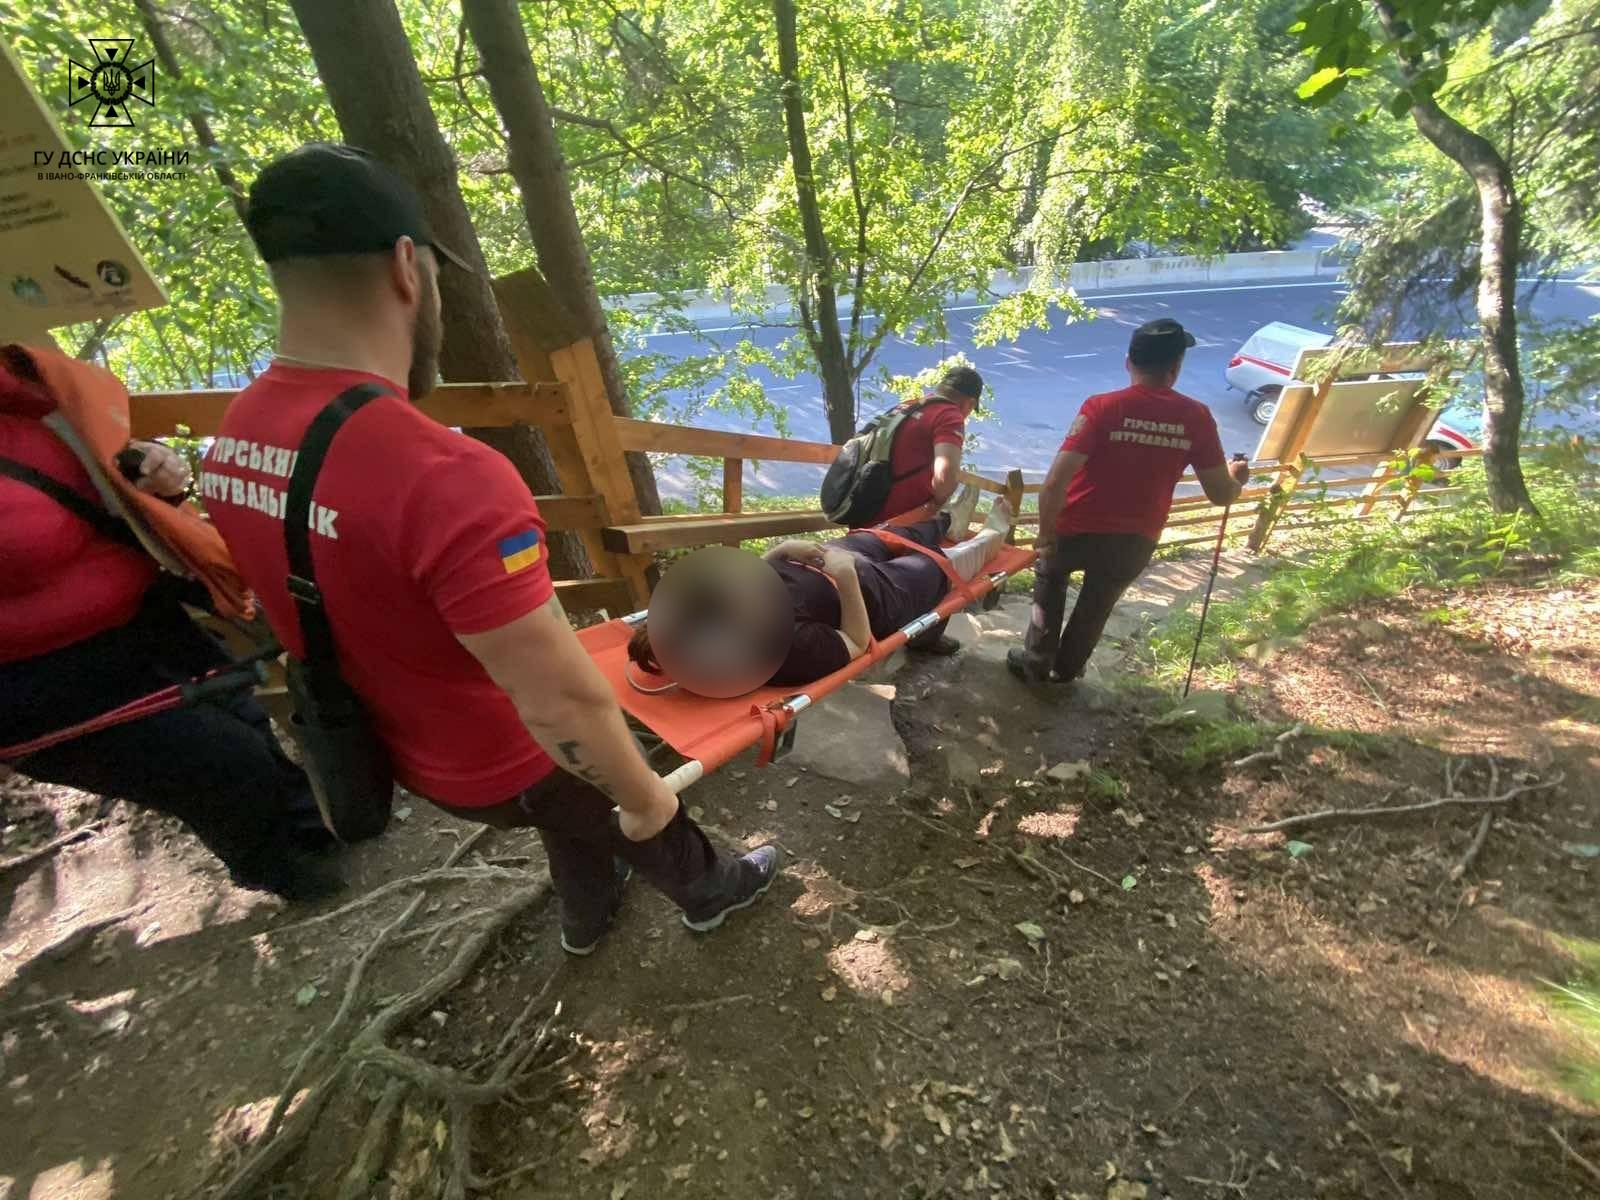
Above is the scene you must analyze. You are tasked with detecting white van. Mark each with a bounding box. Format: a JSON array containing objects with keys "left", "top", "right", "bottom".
[
  {"left": 1223, "top": 321, "right": 1332, "bottom": 426},
  {"left": 1225, "top": 321, "right": 1476, "bottom": 462}
]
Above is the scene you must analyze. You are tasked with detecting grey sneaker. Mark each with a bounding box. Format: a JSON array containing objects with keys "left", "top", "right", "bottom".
[
  {"left": 560, "top": 861, "right": 633, "bottom": 957},
  {"left": 1006, "top": 646, "right": 1054, "bottom": 684},
  {"left": 682, "top": 845, "right": 782, "bottom": 932}
]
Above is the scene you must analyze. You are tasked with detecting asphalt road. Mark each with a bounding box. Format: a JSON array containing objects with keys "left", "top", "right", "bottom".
[{"left": 628, "top": 275, "right": 1600, "bottom": 498}]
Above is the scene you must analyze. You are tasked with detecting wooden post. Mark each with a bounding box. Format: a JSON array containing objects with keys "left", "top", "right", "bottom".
[
  {"left": 1004, "top": 468, "right": 1024, "bottom": 545},
  {"left": 1390, "top": 444, "right": 1438, "bottom": 519},
  {"left": 723, "top": 458, "right": 744, "bottom": 548},
  {"left": 550, "top": 338, "right": 655, "bottom": 607},
  {"left": 493, "top": 268, "right": 654, "bottom": 610},
  {"left": 1247, "top": 367, "right": 1337, "bottom": 553}
]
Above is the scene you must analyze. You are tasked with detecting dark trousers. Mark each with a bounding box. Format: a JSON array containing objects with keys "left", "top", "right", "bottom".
[
  {"left": 1022, "top": 532, "right": 1157, "bottom": 681},
  {"left": 437, "top": 769, "right": 735, "bottom": 930},
  {"left": 1, "top": 592, "right": 326, "bottom": 881}
]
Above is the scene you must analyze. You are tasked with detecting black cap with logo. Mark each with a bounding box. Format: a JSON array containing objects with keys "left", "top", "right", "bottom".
[
  {"left": 1127, "top": 318, "right": 1196, "bottom": 368},
  {"left": 245, "top": 142, "right": 471, "bottom": 272}
]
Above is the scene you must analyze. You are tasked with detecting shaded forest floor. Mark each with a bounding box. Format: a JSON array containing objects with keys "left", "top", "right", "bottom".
[{"left": 4, "top": 576, "right": 1600, "bottom": 1199}]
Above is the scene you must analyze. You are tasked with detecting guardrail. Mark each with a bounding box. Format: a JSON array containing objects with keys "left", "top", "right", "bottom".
[
  {"left": 127, "top": 266, "right": 1497, "bottom": 615},
  {"left": 609, "top": 248, "right": 1336, "bottom": 326}
]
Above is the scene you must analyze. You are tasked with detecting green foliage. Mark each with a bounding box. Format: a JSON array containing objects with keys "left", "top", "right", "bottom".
[
  {"left": 1084, "top": 768, "right": 1128, "bottom": 801},
  {"left": 18, "top": 0, "right": 1386, "bottom": 429},
  {"left": 1545, "top": 936, "right": 1600, "bottom": 1106},
  {"left": 1144, "top": 460, "right": 1600, "bottom": 683},
  {"left": 1289, "top": 0, "right": 1600, "bottom": 427},
  {"left": 1167, "top": 719, "right": 1269, "bottom": 771}
]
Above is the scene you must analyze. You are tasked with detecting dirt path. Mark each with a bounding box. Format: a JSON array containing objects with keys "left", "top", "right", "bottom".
[{"left": 3, "top": 577, "right": 1598, "bottom": 1199}]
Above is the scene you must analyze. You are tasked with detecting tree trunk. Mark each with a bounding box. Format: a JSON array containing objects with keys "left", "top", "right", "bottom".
[
  {"left": 772, "top": 0, "right": 857, "bottom": 443},
  {"left": 1009, "top": 134, "right": 1059, "bottom": 266},
  {"left": 1406, "top": 94, "right": 1537, "bottom": 515},
  {"left": 132, "top": 0, "right": 248, "bottom": 225},
  {"left": 285, "top": 0, "right": 589, "bottom": 575},
  {"left": 459, "top": 0, "right": 661, "bottom": 516}
]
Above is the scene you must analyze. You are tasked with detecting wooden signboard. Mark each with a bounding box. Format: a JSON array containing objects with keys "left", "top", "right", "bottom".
[
  {"left": 1246, "top": 339, "right": 1458, "bottom": 549},
  {"left": 0, "top": 39, "right": 165, "bottom": 341}
]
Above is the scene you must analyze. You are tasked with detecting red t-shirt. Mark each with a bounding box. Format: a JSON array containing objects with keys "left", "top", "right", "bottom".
[
  {"left": 1056, "top": 384, "right": 1226, "bottom": 541},
  {"left": 201, "top": 364, "right": 556, "bottom": 806},
  {"left": 0, "top": 396, "right": 157, "bottom": 664},
  {"left": 866, "top": 397, "right": 966, "bottom": 526}
]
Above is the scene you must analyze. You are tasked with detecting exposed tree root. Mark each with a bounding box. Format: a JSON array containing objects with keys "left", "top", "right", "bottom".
[
  {"left": 1230, "top": 723, "right": 1308, "bottom": 768},
  {"left": 1242, "top": 768, "right": 1563, "bottom": 835},
  {"left": 335, "top": 1077, "right": 408, "bottom": 1200},
  {"left": 207, "top": 825, "right": 556, "bottom": 1200},
  {"left": 37, "top": 901, "right": 150, "bottom": 964},
  {"left": 1450, "top": 811, "right": 1496, "bottom": 881},
  {"left": 0, "top": 820, "right": 104, "bottom": 875},
  {"left": 1548, "top": 1125, "right": 1600, "bottom": 1189}
]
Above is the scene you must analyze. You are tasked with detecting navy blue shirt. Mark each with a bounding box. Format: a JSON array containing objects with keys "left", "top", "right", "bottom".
[{"left": 768, "top": 521, "right": 951, "bottom": 686}]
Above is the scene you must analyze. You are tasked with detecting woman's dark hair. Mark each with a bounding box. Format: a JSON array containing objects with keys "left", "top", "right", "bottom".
[{"left": 627, "top": 622, "right": 662, "bottom": 675}]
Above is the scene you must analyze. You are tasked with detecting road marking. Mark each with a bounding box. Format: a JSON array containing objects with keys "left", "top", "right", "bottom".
[
  {"left": 641, "top": 276, "right": 1589, "bottom": 338},
  {"left": 944, "top": 279, "right": 1348, "bottom": 313}
]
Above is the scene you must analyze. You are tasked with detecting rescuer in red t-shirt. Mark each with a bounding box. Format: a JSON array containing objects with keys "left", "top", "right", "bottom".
[
  {"left": 863, "top": 366, "right": 982, "bottom": 528},
  {"left": 1007, "top": 319, "right": 1250, "bottom": 686},
  {"left": 205, "top": 144, "right": 778, "bottom": 955},
  {"left": 0, "top": 367, "right": 337, "bottom": 899}
]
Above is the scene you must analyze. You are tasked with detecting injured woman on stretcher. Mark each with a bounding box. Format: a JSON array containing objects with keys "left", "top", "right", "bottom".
[{"left": 627, "top": 487, "right": 1015, "bottom": 698}]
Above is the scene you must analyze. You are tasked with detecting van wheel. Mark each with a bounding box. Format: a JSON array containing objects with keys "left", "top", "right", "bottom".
[{"left": 1248, "top": 387, "right": 1281, "bottom": 427}]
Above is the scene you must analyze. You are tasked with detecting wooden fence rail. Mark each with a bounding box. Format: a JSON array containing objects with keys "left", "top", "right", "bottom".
[{"left": 125, "top": 267, "right": 1572, "bottom": 612}]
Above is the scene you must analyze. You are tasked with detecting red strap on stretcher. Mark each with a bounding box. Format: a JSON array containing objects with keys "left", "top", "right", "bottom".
[
  {"left": 752, "top": 702, "right": 793, "bottom": 767},
  {"left": 867, "top": 526, "right": 970, "bottom": 591}
]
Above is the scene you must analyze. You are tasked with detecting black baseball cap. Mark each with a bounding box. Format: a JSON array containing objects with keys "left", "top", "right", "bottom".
[
  {"left": 246, "top": 142, "right": 470, "bottom": 271},
  {"left": 939, "top": 365, "right": 984, "bottom": 410},
  {"left": 1128, "top": 318, "right": 1196, "bottom": 368}
]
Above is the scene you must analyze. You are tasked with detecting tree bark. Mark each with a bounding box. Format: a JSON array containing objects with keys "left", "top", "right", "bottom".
[
  {"left": 459, "top": 0, "right": 661, "bottom": 515},
  {"left": 1370, "top": 0, "right": 1536, "bottom": 515},
  {"left": 132, "top": 0, "right": 248, "bottom": 225},
  {"left": 773, "top": 0, "right": 858, "bottom": 443},
  {"left": 285, "top": 0, "right": 589, "bottom": 575},
  {"left": 1406, "top": 94, "right": 1538, "bottom": 514}
]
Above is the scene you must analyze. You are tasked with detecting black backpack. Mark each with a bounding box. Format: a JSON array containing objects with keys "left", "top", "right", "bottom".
[{"left": 820, "top": 396, "right": 953, "bottom": 526}]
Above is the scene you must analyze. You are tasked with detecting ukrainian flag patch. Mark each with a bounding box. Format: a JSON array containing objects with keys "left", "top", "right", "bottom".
[{"left": 498, "top": 528, "right": 543, "bottom": 574}]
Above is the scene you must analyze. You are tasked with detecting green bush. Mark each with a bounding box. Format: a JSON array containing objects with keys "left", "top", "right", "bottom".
[{"left": 1546, "top": 936, "right": 1600, "bottom": 1107}]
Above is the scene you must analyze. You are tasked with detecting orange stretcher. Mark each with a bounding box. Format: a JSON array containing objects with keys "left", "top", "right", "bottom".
[{"left": 575, "top": 540, "right": 1036, "bottom": 793}]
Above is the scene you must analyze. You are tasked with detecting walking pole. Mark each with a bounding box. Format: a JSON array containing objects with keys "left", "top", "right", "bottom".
[{"left": 1182, "top": 455, "right": 1247, "bottom": 699}]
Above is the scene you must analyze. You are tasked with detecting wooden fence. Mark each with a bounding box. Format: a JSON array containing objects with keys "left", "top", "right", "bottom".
[{"left": 123, "top": 266, "right": 1517, "bottom": 612}]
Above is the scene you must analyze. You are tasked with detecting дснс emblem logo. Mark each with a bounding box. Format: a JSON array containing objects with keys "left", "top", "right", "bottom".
[{"left": 67, "top": 38, "right": 155, "bottom": 128}]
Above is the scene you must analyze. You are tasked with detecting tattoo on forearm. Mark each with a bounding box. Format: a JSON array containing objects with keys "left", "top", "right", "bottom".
[{"left": 552, "top": 738, "right": 617, "bottom": 797}]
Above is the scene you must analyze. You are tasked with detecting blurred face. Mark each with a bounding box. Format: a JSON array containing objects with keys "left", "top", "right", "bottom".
[
  {"left": 408, "top": 250, "right": 443, "bottom": 398},
  {"left": 646, "top": 547, "right": 795, "bottom": 698}
]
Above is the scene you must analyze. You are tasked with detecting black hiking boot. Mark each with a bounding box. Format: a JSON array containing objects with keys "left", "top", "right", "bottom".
[
  {"left": 560, "top": 860, "right": 634, "bottom": 957},
  {"left": 681, "top": 845, "right": 783, "bottom": 933},
  {"left": 909, "top": 634, "right": 962, "bottom": 657},
  {"left": 1006, "top": 647, "right": 1057, "bottom": 684},
  {"left": 230, "top": 850, "right": 345, "bottom": 902}
]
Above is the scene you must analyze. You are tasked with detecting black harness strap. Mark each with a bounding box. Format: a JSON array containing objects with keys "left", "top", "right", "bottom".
[
  {"left": 0, "top": 454, "right": 139, "bottom": 547},
  {"left": 283, "top": 383, "right": 392, "bottom": 670}
]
